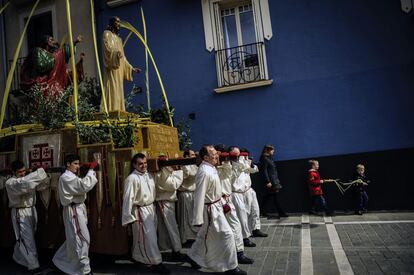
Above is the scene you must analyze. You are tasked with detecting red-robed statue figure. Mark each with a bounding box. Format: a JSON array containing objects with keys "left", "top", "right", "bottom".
[{"left": 20, "top": 34, "right": 84, "bottom": 97}]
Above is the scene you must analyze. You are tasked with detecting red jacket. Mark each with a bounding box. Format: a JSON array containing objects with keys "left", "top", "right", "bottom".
[{"left": 308, "top": 169, "right": 323, "bottom": 196}]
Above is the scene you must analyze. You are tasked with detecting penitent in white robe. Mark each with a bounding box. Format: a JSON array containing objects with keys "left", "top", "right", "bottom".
[
  {"left": 5, "top": 168, "right": 48, "bottom": 271},
  {"left": 188, "top": 161, "right": 237, "bottom": 272},
  {"left": 218, "top": 161, "right": 244, "bottom": 252},
  {"left": 177, "top": 164, "right": 198, "bottom": 243},
  {"left": 122, "top": 170, "right": 162, "bottom": 265},
  {"left": 230, "top": 160, "right": 252, "bottom": 238},
  {"left": 155, "top": 167, "right": 183, "bottom": 252},
  {"left": 241, "top": 157, "right": 261, "bottom": 231},
  {"left": 52, "top": 169, "right": 97, "bottom": 275}
]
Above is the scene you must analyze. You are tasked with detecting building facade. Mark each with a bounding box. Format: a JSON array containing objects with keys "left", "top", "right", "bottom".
[
  {"left": 1, "top": 0, "right": 414, "bottom": 161},
  {"left": 97, "top": 0, "right": 414, "bottom": 161}
]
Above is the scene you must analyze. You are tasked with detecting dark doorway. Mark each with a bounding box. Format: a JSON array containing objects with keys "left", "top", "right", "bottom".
[{"left": 25, "top": 11, "right": 53, "bottom": 52}]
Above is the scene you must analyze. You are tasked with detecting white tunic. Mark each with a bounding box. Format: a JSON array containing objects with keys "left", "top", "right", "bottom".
[
  {"left": 155, "top": 167, "right": 183, "bottom": 202},
  {"left": 155, "top": 168, "right": 183, "bottom": 252},
  {"left": 188, "top": 161, "right": 237, "bottom": 272},
  {"left": 5, "top": 168, "right": 48, "bottom": 271},
  {"left": 246, "top": 188, "right": 261, "bottom": 231},
  {"left": 231, "top": 160, "right": 250, "bottom": 193},
  {"left": 230, "top": 160, "right": 252, "bottom": 238},
  {"left": 218, "top": 161, "right": 244, "bottom": 252},
  {"left": 52, "top": 169, "right": 97, "bottom": 275},
  {"left": 179, "top": 165, "right": 197, "bottom": 192},
  {"left": 241, "top": 157, "right": 262, "bottom": 231},
  {"left": 241, "top": 156, "right": 259, "bottom": 189},
  {"left": 6, "top": 169, "right": 47, "bottom": 208},
  {"left": 122, "top": 170, "right": 162, "bottom": 265},
  {"left": 217, "top": 161, "right": 233, "bottom": 196},
  {"left": 177, "top": 165, "right": 198, "bottom": 243}
]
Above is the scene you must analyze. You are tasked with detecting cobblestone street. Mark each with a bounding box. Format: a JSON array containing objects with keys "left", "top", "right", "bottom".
[{"left": 1, "top": 212, "right": 414, "bottom": 275}]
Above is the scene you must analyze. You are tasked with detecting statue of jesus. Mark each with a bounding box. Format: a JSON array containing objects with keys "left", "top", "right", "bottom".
[{"left": 102, "top": 16, "right": 141, "bottom": 112}]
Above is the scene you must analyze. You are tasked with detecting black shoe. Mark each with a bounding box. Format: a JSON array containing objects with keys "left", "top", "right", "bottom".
[
  {"left": 225, "top": 266, "right": 247, "bottom": 275},
  {"left": 325, "top": 211, "right": 335, "bottom": 216},
  {"left": 186, "top": 255, "right": 201, "bottom": 270},
  {"left": 243, "top": 238, "right": 256, "bottom": 247},
  {"left": 252, "top": 229, "right": 268, "bottom": 237},
  {"left": 279, "top": 213, "right": 289, "bottom": 218},
  {"left": 355, "top": 210, "right": 363, "bottom": 215},
  {"left": 237, "top": 252, "right": 254, "bottom": 264},
  {"left": 131, "top": 258, "right": 145, "bottom": 266},
  {"left": 30, "top": 268, "right": 42, "bottom": 275},
  {"left": 151, "top": 263, "right": 170, "bottom": 274},
  {"left": 171, "top": 251, "right": 186, "bottom": 262}
]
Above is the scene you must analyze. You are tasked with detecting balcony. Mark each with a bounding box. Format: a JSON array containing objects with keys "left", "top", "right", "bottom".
[
  {"left": 7, "top": 57, "right": 25, "bottom": 96},
  {"left": 214, "top": 42, "right": 272, "bottom": 93},
  {"left": 7, "top": 57, "right": 26, "bottom": 96}
]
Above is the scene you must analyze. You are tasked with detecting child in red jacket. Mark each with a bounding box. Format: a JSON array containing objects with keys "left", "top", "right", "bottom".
[{"left": 308, "top": 160, "right": 333, "bottom": 215}]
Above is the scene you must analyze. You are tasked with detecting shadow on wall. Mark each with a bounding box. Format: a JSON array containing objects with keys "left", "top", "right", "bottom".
[{"left": 253, "top": 148, "right": 414, "bottom": 213}]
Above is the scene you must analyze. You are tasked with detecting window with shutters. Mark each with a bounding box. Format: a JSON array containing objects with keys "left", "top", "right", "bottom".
[{"left": 201, "top": 0, "right": 273, "bottom": 93}]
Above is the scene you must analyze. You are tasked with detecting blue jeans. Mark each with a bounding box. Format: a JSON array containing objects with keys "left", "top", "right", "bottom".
[
  {"left": 311, "top": 195, "right": 328, "bottom": 212},
  {"left": 357, "top": 191, "right": 369, "bottom": 211}
]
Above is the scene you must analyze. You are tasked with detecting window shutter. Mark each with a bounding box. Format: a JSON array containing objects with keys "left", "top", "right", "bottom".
[
  {"left": 252, "top": 0, "right": 272, "bottom": 41},
  {"left": 251, "top": 0, "right": 264, "bottom": 42},
  {"left": 213, "top": 2, "right": 224, "bottom": 86},
  {"left": 213, "top": 2, "right": 223, "bottom": 50},
  {"left": 201, "top": 0, "right": 215, "bottom": 52},
  {"left": 400, "top": 0, "right": 413, "bottom": 13},
  {"left": 259, "top": 0, "right": 273, "bottom": 40}
]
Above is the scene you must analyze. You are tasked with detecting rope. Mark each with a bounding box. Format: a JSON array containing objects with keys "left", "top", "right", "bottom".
[
  {"left": 331, "top": 179, "right": 359, "bottom": 195},
  {"left": 135, "top": 206, "right": 152, "bottom": 264},
  {"left": 71, "top": 204, "right": 89, "bottom": 245},
  {"left": 15, "top": 209, "right": 29, "bottom": 255}
]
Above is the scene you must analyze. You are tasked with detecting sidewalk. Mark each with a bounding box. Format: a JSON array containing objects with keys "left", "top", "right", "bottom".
[{"left": 1, "top": 212, "right": 413, "bottom": 275}]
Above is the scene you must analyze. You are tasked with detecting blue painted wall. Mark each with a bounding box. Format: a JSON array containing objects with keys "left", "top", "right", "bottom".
[{"left": 98, "top": 0, "right": 414, "bottom": 160}]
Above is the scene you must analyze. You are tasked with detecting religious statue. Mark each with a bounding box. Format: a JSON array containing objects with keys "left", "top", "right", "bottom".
[
  {"left": 102, "top": 16, "right": 141, "bottom": 112},
  {"left": 20, "top": 34, "right": 84, "bottom": 97}
]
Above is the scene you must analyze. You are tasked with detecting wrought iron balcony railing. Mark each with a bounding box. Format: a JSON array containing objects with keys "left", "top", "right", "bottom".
[
  {"left": 7, "top": 57, "right": 26, "bottom": 95},
  {"left": 215, "top": 42, "right": 266, "bottom": 87}
]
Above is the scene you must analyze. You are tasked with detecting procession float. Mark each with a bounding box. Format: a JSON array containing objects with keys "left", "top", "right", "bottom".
[{"left": 0, "top": 0, "right": 189, "bottom": 255}]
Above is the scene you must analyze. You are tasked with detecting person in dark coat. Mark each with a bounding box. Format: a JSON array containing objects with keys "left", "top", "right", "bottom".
[
  {"left": 259, "top": 144, "right": 288, "bottom": 218},
  {"left": 352, "top": 164, "right": 369, "bottom": 215}
]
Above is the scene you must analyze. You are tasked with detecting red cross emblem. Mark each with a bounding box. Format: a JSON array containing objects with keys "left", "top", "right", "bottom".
[{"left": 28, "top": 143, "right": 54, "bottom": 169}]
